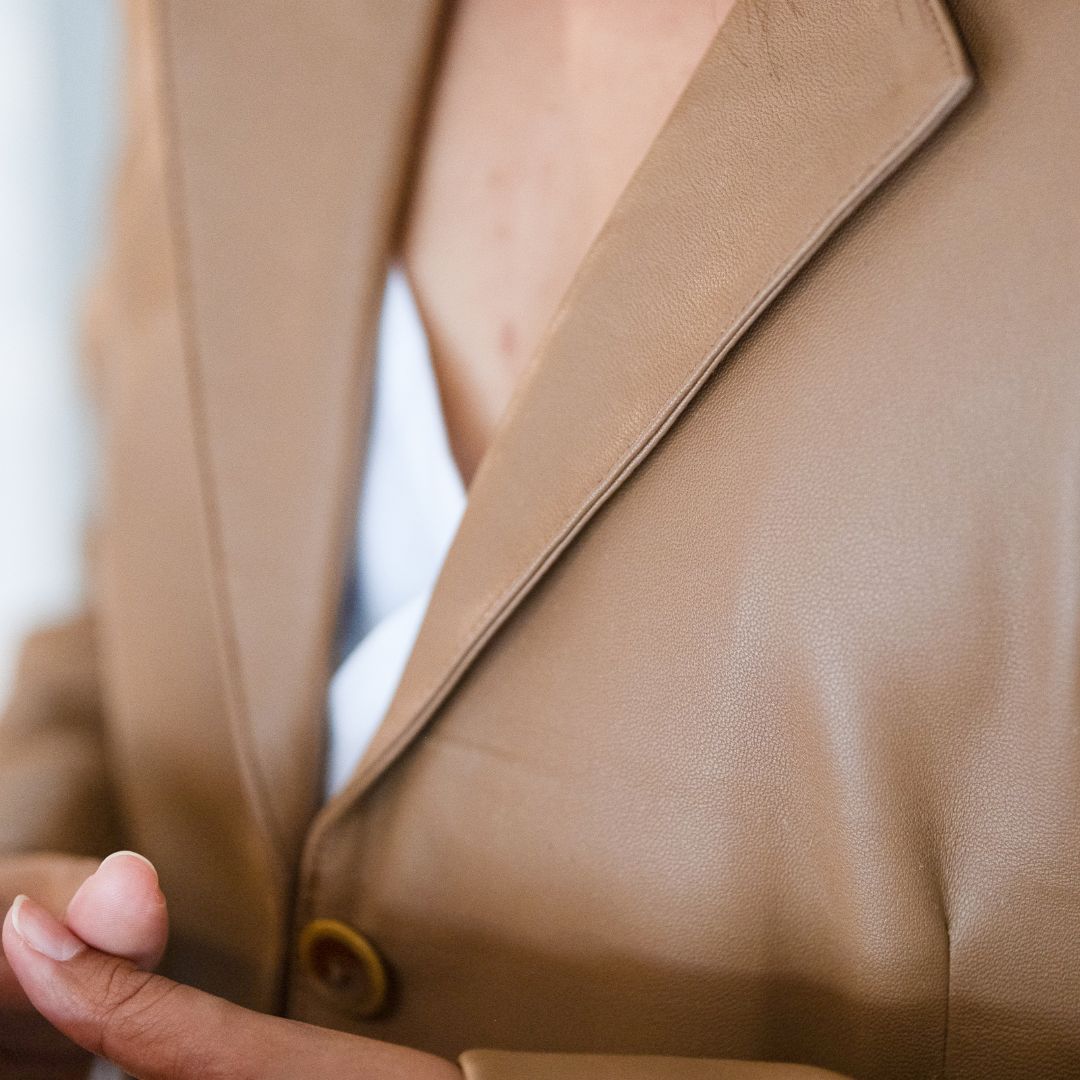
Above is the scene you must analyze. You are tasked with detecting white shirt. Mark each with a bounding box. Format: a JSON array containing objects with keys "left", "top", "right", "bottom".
[{"left": 323, "top": 266, "right": 466, "bottom": 798}]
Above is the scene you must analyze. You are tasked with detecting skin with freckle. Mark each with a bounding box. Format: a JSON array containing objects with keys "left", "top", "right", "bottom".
[{"left": 403, "top": 0, "right": 735, "bottom": 483}]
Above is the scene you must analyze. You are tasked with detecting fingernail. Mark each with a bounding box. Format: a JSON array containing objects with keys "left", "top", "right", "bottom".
[
  {"left": 99, "top": 850, "right": 158, "bottom": 882},
  {"left": 10, "top": 895, "right": 86, "bottom": 962}
]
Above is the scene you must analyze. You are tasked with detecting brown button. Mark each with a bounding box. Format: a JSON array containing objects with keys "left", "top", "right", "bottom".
[{"left": 298, "top": 918, "right": 389, "bottom": 1018}]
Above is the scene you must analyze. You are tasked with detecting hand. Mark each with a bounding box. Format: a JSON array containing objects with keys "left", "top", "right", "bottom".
[
  {"left": 0, "top": 851, "right": 164, "bottom": 1080},
  {"left": 2, "top": 852, "right": 460, "bottom": 1080}
]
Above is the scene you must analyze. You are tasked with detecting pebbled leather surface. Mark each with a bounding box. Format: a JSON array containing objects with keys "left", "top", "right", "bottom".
[
  {"left": 296, "top": 2, "right": 1079, "bottom": 1077},
  {"left": 1, "top": 1, "right": 1077, "bottom": 1077}
]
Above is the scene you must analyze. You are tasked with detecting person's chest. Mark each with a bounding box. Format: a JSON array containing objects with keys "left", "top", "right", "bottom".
[
  {"left": 95, "top": 7, "right": 1080, "bottom": 1073},
  {"left": 400, "top": 0, "right": 730, "bottom": 484}
]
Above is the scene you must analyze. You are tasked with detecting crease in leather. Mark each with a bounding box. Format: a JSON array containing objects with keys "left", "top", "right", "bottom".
[{"left": 155, "top": 7, "right": 290, "bottom": 892}]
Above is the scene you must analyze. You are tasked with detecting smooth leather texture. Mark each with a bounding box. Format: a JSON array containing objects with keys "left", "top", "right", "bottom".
[
  {"left": 459, "top": 1053, "right": 848, "bottom": 1080},
  {"left": 2, "top": 1, "right": 1079, "bottom": 1077}
]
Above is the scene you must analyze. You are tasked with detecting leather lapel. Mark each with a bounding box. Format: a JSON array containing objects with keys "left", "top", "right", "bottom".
[
  {"left": 159, "top": 0, "right": 446, "bottom": 872},
  {"left": 317, "top": 0, "right": 972, "bottom": 819}
]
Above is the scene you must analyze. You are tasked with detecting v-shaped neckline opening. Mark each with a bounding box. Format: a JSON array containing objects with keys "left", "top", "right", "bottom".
[{"left": 391, "top": 0, "right": 739, "bottom": 494}]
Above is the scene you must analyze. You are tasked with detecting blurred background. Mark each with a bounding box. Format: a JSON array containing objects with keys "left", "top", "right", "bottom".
[{"left": 0, "top": 0, "right": 120, "bottom": 706}]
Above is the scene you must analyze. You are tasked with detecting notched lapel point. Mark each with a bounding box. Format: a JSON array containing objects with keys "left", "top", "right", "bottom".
[{"left": 315, "top": 0, "right": 973, "bottom": 824}]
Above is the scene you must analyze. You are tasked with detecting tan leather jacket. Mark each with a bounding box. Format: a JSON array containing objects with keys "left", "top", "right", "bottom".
[{"left": 2, "top": 2, "right": 1078, "bottom": 1077}]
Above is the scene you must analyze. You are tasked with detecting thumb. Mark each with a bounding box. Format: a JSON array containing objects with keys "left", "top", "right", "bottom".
[
  {"left": 65, "top": 850, "right": 168, "bottom": 971},
  {"left": 3, "top": 894, "right": 248, "bottom": 1078},
  {"left": 1, "top": 898, "right": 460, "bottom": 1080}
]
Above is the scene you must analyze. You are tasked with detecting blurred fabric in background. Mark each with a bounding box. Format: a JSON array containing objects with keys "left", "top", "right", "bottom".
[{"left": 0, "top": 0, "right": 119, "bottom": 705}]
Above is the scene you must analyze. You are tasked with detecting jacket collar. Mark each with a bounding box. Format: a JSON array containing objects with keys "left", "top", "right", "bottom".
[
  {"left": 157, "top": 0, "right": 446, "bottom": 872},
  {"left": 160, "top": 0, "right": 971, "bottom": 868}
]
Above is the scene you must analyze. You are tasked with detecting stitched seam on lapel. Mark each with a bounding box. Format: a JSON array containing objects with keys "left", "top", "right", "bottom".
[
  {"left": 354, "top": 1, "right": 972, "bottom": 792},
  {"left": 156, "top": 9, "right": 288, "bottom": 890}
]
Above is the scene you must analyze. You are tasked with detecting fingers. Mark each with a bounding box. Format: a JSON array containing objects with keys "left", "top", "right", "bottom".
[
  {"left": 65, "top": 851, "right": 168, "bottom": 971},
  {"left": 3, "top": 896, "right": 246, "bottom": 1080},
  {"left": 0, "top": 853, "right": 97, "bottom": 1011},
  {"left": 3, "top": 896, "right": 462, "bottom": 1080},
  {"left": 2, "top": 849, "right": 168, "bottom": 1008}
]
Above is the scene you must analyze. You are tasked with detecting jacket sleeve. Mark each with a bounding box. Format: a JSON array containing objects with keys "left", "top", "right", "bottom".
[
  {"left": 459, "top": 1052, "right": 851, "bottom": 1079},
  {"left": 0, "top": 7, "right": 141, "bottom": 866},
  {"left": 0, "top": 612, "right": 119, "bottom": 857}
]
